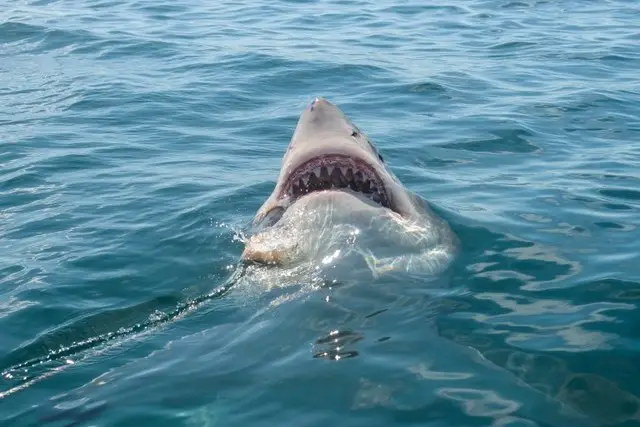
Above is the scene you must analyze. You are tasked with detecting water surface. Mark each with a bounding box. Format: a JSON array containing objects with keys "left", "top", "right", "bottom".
[{"left": 1, "top": 1, "right": 640, "bottom": 426}]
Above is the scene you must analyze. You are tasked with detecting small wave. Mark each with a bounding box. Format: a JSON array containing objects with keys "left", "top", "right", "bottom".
[
  {"left": 441, "top": 128, "right": 540, "bottom": 154},
  {"left": 0, "top": 266, "right": 243, "bottom": 400}
]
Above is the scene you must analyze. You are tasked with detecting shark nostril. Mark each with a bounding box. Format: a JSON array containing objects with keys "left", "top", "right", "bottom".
[{"left": 310, "top": 97, "right": 322, "bottom": 111}]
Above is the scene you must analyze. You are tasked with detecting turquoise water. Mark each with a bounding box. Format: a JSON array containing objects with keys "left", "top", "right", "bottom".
[{"left": 2, "top": 0, "right": 640, "bottom": 425}]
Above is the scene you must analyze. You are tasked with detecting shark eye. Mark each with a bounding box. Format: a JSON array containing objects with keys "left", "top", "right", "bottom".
[{"left": 351, "top": 130, "right": 359, "bottom": 137}]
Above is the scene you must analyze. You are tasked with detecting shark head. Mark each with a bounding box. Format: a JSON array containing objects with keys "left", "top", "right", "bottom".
[
  {"left": 243, "top": 97, "right": 457, "bottom": 274},
  {"left": 252, "top": 97, "right": 420, "bottom": 229}
]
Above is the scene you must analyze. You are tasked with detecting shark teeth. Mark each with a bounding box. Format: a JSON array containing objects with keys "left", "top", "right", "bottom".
[{"left": 286, "top": 165, "right": 389, "bottom": 208}]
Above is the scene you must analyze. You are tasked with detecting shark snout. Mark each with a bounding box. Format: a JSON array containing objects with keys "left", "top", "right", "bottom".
[
  {"left": 309, "top": 97, "right": 330, "bottom": 110},
  {"left": 307, "top": 97, "right": 339, "bottom": 120},
  {"left": 297, "top": 96, "right": 351, "bottom": 137}
]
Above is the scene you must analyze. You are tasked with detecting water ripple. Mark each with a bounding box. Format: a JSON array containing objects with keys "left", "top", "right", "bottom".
[{"left": 1, "top": 0, "right": 640, "bottom": 426}]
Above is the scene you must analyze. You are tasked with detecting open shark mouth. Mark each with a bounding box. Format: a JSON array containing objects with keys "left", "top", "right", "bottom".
[{"left": 280, "top": 154, "right": 391, "bottom": 209}]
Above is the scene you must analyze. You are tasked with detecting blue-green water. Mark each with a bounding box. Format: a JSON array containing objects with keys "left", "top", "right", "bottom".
[{"left": 2, "top": 1, "right": 640, "bottom": 426}]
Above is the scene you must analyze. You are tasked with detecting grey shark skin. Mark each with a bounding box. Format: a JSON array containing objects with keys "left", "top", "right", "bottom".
[{"left": 242, "top": 97, "right": 457, "bottom": 277}]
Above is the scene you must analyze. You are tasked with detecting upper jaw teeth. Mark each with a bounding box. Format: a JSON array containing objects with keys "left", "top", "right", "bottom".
[{"left": 286, "top": 165, "right": 388, "bottom": 208}]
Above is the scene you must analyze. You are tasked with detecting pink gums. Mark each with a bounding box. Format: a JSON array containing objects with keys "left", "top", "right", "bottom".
[{"left": 279, "top": 154, "right": 388, "bottom": 200}]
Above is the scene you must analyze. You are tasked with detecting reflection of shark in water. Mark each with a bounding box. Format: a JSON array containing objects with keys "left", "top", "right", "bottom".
[
  {"left": 28, "top": 303, "right": 600, "bottom": 427},
  {"left": 242, "top": 97, "right": 458, "bottom": 280}
]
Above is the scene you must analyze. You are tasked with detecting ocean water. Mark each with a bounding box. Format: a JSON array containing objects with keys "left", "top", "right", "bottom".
[{"left": 1, "top": 0, "right": 640, "bottom": 426}]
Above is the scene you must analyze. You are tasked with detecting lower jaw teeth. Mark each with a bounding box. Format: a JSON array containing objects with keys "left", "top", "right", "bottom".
[
  {"left": 289, "top": 180, "right": 386, "bottom": 206},
  {"left": 286, "top": 166, "right": 388, "bottom": 207}
]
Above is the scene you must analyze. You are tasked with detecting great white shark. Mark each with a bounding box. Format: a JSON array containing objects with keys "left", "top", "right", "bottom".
[{"left": 241, "top": 97, "right": 458, "bottom": 279}]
